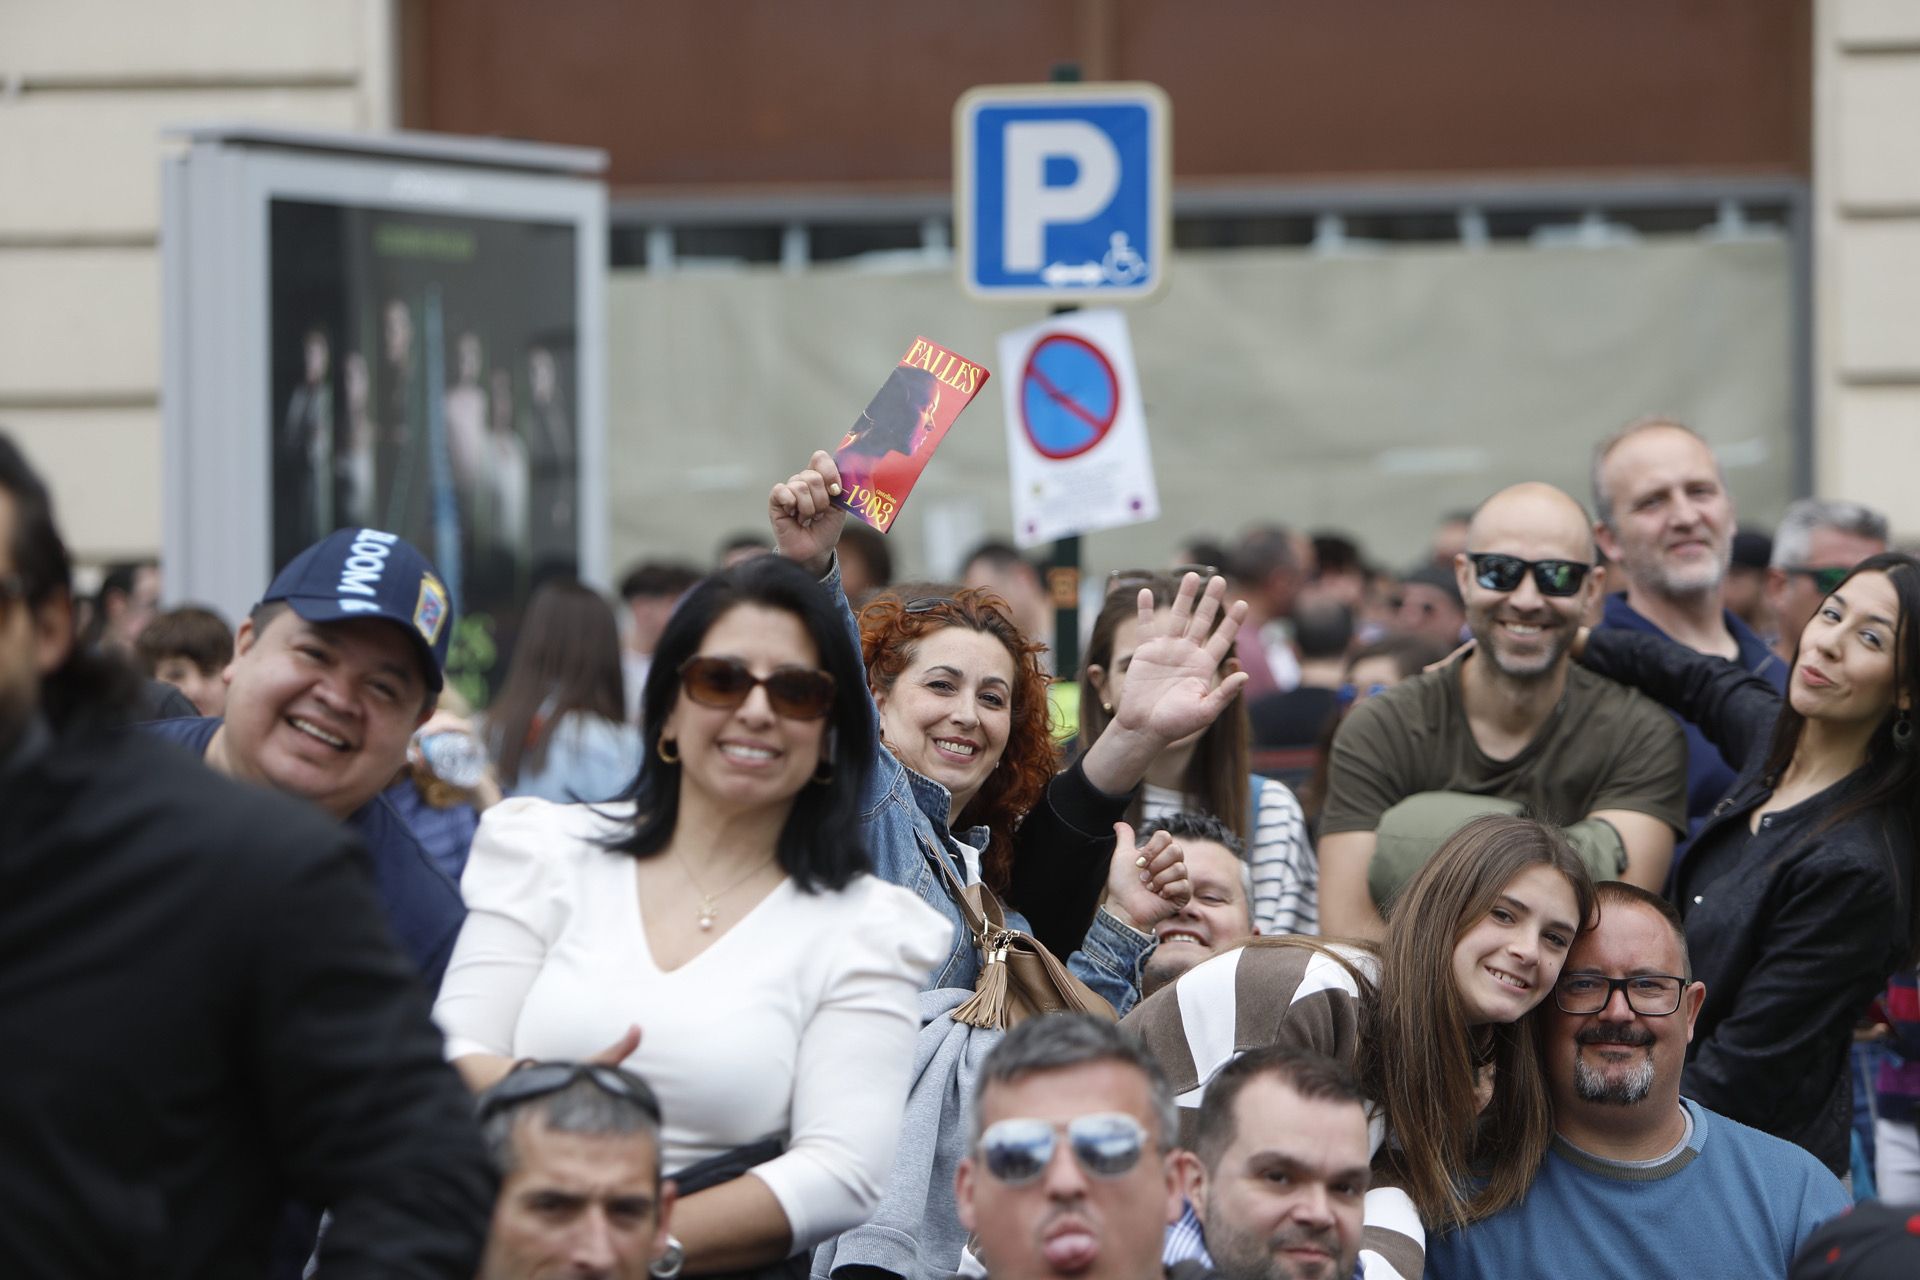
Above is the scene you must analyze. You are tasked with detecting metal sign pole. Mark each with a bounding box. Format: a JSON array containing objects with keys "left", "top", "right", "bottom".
[{"left": 1046, "top": 60, "right": 1084, "bottom": 678}]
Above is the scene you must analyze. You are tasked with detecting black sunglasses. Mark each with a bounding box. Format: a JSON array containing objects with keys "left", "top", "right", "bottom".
[
  {"left": 1784, "top": 565, "right": 1850, "bottom": 596},
  {"left": 477, "top": 1061, "right": 662, "bottom": 1125},
  {"left": 679, "top": 655, "right": 836, "bottom": 720},
  {"left": 1467, "top": 553, "right": 1592, "bottom": 597},
  {"left": 977, "top": 1112, "right": 1152, "bottom": 1185}
]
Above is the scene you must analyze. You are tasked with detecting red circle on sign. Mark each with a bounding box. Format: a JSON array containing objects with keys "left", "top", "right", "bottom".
[{"left": 1020, "top": 334, "right": 1120, "bottom": 460}]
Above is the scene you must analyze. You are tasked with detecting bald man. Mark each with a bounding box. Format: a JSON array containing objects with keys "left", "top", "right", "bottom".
[{"left": 1319, "top": 484, "right": 1686, "bottom": 938}]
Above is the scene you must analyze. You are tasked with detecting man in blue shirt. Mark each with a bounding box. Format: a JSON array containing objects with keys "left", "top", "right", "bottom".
[
  {"left": 1429, "top": 882, "right": 1848, "bottom": 1280},
  {"left": 143, "top": 527, "right": 465, "bottom": 992},
  {"left": 1590, "top": 418, "right": 1787, "bottom": 857}
]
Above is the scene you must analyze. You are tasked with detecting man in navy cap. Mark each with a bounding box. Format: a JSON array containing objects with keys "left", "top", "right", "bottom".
[{"left": 144, "top": 526, "right": 466, "bottom": 991}]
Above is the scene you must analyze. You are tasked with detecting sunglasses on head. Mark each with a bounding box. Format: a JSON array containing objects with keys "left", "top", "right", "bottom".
[
  {"left": 679, "top": 655, "right": 836, "bottom": 720},
  {"left": 1466, "top": 553, "right": 1592, "bottom": 597},
  {"left": 977, "top": 1112, "right": 1152, "bottom": 1185},
  {"left": 477, "top": 1061, "right": 662, "bottom": 1125},
  {"left": 1785, "top": 565, "right": 1850, "bottom": 595},
  {"left": 1106, "top": 564, "right": 1218, "bottom": 595}
]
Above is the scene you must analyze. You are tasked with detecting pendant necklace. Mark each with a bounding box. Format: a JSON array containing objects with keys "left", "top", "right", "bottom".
[{"left": 673, "top": 849, "right": 777, "bottom": 931}]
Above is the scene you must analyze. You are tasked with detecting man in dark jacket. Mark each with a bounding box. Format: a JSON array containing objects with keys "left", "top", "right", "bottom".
[{"left": 0, "top": 433, "right": 494, "bottom": 1278}]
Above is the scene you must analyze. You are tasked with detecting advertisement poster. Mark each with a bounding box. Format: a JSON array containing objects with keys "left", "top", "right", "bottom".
[
  {"left": 831, "top": 335, "right": 990, "bottom": 534},
  {"left": 267, "top": 200, "right": 578, "bottom": 702}
]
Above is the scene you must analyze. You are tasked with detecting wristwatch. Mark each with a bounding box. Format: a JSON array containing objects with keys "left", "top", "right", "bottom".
[{"left": 650, "top": 1234, "right": 685, "bottom": 1279}]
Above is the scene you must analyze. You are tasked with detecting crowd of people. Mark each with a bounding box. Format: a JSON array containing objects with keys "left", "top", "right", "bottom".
[{"left": 4, "top": 412, "right": 1920, "bottom": 1280}]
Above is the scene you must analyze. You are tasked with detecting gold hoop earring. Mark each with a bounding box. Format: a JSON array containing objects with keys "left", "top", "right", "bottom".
[{"left": 656, "top": 735, "right": 680, "bottom": 764}]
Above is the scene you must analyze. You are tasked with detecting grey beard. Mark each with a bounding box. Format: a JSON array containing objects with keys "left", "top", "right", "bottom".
[{"left": 1572, "top": 1053, "right": 1656, "bottom": 1106}]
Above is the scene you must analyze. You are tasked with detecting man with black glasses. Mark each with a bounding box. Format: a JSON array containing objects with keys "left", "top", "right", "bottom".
[
  {"left": 478, "top": 1063, "right": 677, "bottom": 1280},
  {"left": 1428, "top": 882, "right": 1847, "bottom": 1280},
  {"left": 955, "top": 1015, "right": 1184, "bottom": 1280},
  {"left": 1319, "top": 483, "right": 1686, "bottom": 937}
]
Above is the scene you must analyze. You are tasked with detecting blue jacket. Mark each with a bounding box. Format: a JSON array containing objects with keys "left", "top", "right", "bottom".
[
  {"left": 137, "top": 717, "right": 466, "bottom": 994},
  {"left": 1597, "top": 594, "right": 1786, "bottom": 865},
  {"left": 825, "top": 559, "right": 1151, "bottom": 1014}
]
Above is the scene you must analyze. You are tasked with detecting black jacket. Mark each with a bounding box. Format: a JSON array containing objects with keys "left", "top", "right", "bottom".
[
  {"left": 1583, "top": 629, "right": 1912, "bottom": 1174},
  {"left": 0, "top": 724, "right": 495, "bottom": 1278}
]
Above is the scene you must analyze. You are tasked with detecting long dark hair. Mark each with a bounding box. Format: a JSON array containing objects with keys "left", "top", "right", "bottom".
[
  {"left": 1365, "top": 813, "right": 1596, "bottom": 1229},
  {"left": 1077, "top": 575, "right": 1250, "bottom": 837},
  {"left": 485, "top": 580, "right": 627, "bottom": 786},
  {"left": 608, "top": 556, "right": 874, "bottom": 892},
  {"left": 1761, "top": 551, "right": 1920, "bottom": 959}
]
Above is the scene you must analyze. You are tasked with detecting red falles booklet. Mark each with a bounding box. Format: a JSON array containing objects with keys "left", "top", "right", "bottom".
[{"left": 832, "top": 336, "right": 990, "bottom": 533}]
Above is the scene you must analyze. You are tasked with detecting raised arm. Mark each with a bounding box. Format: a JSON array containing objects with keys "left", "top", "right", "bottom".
[{"left": 1578, "top": 627, "right": 1785, "bottom": 774}]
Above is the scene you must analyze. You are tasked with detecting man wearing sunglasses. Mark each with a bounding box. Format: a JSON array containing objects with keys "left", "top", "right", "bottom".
[
  {"left": 477, "top": 1063, "right": 676, "bottom": 1280},
  {"left": 1591, "top": 419, "right": 1789, "bottom": 853},
  {"left": 1319, "top": 483, "right": 1687, "bottom": 938},
  {"left": 1428, "top": 882, "right": 1847, "bottom": 1280},
  {"left": 1765, "top": 498, "right": 1889, "bottom": 667},
  {"left": 956, "top": 1015, "right": 1182, "bottom": 1280}
]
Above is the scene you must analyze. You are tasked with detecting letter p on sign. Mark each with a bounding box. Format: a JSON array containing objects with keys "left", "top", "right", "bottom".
[{"left": 1003, "top": 122, "right": 1119, "bottom": 274}]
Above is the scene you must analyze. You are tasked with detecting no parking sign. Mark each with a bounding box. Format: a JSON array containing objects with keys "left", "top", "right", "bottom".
[{"left": 998, "top": 308, "right": 1159, "bottom": 548}]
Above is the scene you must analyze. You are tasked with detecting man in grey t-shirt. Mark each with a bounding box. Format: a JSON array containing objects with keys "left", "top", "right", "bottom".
[{"left": 1318, "top": 483, "right": 1685, "bottom": 939}]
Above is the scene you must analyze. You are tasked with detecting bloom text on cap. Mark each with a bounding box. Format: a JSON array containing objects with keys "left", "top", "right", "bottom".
[{"left": 337, "top": 529, "right": 399, "bottom": 613}]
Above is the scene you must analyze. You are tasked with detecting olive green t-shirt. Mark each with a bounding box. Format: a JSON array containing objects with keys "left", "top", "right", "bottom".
[{"left": 1320, "top": 656, "right": 1688, "bottom": 838}]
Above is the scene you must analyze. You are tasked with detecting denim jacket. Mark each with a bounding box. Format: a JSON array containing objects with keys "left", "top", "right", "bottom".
[{"left": 825, "top": 558, "right": 1151, "bottom": 1015}]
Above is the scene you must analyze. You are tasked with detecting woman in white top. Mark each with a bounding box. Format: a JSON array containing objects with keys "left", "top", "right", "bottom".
[
  {"left": 435, "top": 556, "right": 951, "bottom": 1274},
  {"left": 1079, "top": 573, "right": 1317, "bottom": 935}
]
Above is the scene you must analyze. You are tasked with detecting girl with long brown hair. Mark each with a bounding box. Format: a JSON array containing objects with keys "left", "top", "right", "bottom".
[{"left": 1124, "top": 813, "right": 1598, "bottom": 1277}]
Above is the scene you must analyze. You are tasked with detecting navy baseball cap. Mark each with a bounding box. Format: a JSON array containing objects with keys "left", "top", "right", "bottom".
[{"left": 261, "top": 528, "right": 452, "bottom": 692}]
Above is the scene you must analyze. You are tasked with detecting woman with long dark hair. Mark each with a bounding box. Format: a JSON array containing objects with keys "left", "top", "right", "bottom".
[
  {"left": 1575, "top": 552, "right": 1920, "bottom": 1175},
  {"left": 481, "top": 579, "right": 640, "bottom": 803},
  {"left": 435, "top": 556, "right": 951, "bottom": 1275},
  {"left": 1125, "top": 813, "right": 1597, "bottom": 1277},
  {"left": 1078, "top": 574, "right": 1316, "bottom": 935}
]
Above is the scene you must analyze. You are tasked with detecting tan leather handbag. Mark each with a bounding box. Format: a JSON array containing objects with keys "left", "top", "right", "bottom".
[{"left": 919, "top": 835, "right": 1116, "bottom": 1029}]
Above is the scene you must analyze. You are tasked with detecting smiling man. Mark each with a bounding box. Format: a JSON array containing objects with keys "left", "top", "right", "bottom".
[
  {"left": 1590, "top": 418, "right": 1788, "bottom": 851},
  {"left": 1318, "top": 483, "right": 1686, "bottom": 938},
  {"left": 1139, "top": 813, "right": 1258, "bottom": 997},
  {"left": 141, "top": 527, "right": 465, "bottom": 992},
  {"left": 1427, "top": 882, "right": 1848, "bottom": 1280},
  {"left": 1178, "top": 1048, "right": 1368, "bottom": 1280}
]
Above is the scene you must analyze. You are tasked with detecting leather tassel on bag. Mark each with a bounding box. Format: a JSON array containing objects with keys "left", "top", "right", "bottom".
[{"left": 952, "top": 931, "right": 1014, "bottom": 1029}]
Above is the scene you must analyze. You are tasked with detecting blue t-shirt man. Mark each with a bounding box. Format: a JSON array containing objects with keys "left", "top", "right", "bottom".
[{"left": 1429, "top": 1099, "right": 1847, "bottom": 1280}]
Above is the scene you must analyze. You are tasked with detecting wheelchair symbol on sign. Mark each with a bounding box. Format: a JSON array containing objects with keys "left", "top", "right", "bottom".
[{"left": 1102, "top": 232, "right": 1146, "bottom": 285}]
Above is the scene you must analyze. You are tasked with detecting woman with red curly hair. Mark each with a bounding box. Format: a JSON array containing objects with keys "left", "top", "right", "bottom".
[{"left": 769, "top": 449, "right": 1250, "bottom": 1014}]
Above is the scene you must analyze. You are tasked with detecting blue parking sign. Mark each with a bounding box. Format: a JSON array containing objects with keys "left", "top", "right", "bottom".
[{"left": 955, "top": 83, "right": 1170, "bottom": 302}]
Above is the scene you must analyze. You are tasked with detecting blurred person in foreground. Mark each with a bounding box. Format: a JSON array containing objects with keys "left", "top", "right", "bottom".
[
  {"left": 140, "top": 526, "right": 465, "bottom": 992},
  {"left": 1429, "top": 882, "right": 1847, "bottom": 1280},
  {"left": 1767, "top": 499, "right": 1890, "bottom": 665},
  {"left": 1790, "top": 1200, "right": 1920, "bottom": 1280},
  {"left": 1175, "top": 1048, "right": 1369, "bottom": 1280},
  {"left": 482, "top": 579, "right": 642, "bottom": 804},
  {"left": 477, "top": 1063, "right": 675, "bottom": 1280},
  {"left": 1317, "top": 483, "right": 1685, "bottom": 939},
  {"left": 0, "top": 433, "right": 491, "bottom": 1278},
  {"left": 136, "top": 603, "right": 234, "bottom": 717},
  {"left": 954, "top": 1015, "right": 1183, "bottom": 1280},
  {"left": 1590, "top": 417, "right": 1786, "bottom": 847}
]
